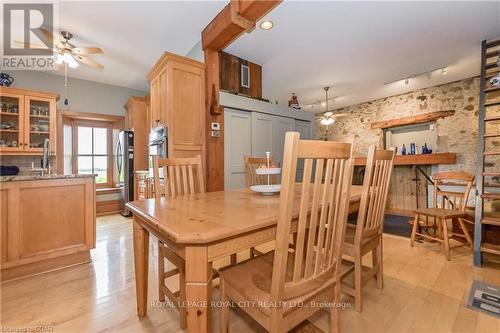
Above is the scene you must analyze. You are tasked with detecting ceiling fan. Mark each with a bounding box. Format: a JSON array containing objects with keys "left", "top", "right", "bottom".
[
  {"left": 21, "top": 28, "right": 104, "bottom": 70},
  {"left": 301, "top": 87, "right": 348, "bottom": 119}
]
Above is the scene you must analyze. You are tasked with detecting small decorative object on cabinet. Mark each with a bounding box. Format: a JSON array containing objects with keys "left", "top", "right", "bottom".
[
  {"left": 0, "top": 87, "right": 58, "bottom": 155},
  {"left": 288, "top": 93, "right": 300, "bottom": 109},
  {"left": 0, "top": 73, "right": 14, "bottom": 87}
]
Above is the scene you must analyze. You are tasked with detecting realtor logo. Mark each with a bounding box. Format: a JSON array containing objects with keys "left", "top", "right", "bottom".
[{"left": 2, "top": 2, "right": 56, "bottom": 70}]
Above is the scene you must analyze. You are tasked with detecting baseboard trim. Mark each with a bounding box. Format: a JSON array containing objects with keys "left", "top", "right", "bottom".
[{"left": 96, "top": 199, "right": 123, "bottom": 215}]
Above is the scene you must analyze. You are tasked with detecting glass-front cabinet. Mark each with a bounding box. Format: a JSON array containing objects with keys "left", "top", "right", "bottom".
[
  {"left": 0, "top": 87, "right": 58, "bottom": 154},
  {"left": 0, "top": 93, "right": 23, "bottom": 152}
]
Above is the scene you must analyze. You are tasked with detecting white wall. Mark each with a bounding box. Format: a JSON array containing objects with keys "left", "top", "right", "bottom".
[
  {"left": 4, "top": 71, "right": 147, "bottom": 116},
  {"left": 220, "top": 91, "right": 315, "bottom": 122},
  {"left": 186, "top": 41, "right": 204, "bottom": 62}
]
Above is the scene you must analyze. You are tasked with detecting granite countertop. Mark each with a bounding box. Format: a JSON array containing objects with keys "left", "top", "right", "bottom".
[{"left": 0, "top": 174, "right": 96, "bottom": 182}]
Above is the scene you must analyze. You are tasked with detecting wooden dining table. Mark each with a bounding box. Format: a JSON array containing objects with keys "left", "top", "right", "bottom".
[{"left": 126, "top": 185, "right": 362, "bottom": 333}]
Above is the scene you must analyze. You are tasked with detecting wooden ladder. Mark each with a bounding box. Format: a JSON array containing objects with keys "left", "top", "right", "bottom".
[{"left": 474, "top": 38, "right": 500, "bottom": 266}]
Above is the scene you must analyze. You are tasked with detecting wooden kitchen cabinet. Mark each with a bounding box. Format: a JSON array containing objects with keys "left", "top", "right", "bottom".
[
  {"left": 124, "top": 96, "right": 149, "bottom": 171},
  {"left": 147, "top": 52, "right": 206, "bottom": 162},
  {"left": 0, "top": 176, "right": 96, "bottom": 281},
  {"left": 0, "top": 87, "right": 58, "bottom": 155}
]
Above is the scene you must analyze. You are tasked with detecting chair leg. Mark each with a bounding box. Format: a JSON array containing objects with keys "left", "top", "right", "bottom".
[
  {"left": 371, "top": 248, "right": 378, "bottom": 281},
  {"left": 457, "top": 218, "right": 473, "bottom": 246},
  {"left": 179, "top": 263, "right": 187, "bottom": 329},
  {"left": 441, "top": 218, "right": 451, "bottom": 261},
  {"left": 376, "top": 237, "right": 383, "bottom": 289},
  {"left": 410, "top": 214, "right": 419, "bottom": 247},
  {"left": 330, "top": 282, "right": 341, "bottom": 333},
  {"left": 220, "top": 278, "right": 229, "bottom": 333},
  {"left": 354, "top": 253, "right": 362, "bottom": 312},
  {"left": 158, "top": 242, "right": 165, "bottom": 302},
  {"left": 269, "top": 308, "right": 284, "bottom": 333}
]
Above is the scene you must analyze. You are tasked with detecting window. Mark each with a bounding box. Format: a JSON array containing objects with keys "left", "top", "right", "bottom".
[
  {"left": 74, "top": 121, "right": 112, "bottom": 186},
  {"left": 241, "top": 64, "right": 250, "bottom": 88}
]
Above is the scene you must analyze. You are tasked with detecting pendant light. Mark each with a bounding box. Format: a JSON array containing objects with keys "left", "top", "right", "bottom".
[{"left": 320, "top": 86, "right": 335, "bottom": 140}]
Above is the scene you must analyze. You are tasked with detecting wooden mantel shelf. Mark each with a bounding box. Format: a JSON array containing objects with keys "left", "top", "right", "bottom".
[
  {"left": 371, "top": 110, "right": 455, "bottom": 129},
  {"left": 354, "top": 152, "right": 457, "bottom": 166}
]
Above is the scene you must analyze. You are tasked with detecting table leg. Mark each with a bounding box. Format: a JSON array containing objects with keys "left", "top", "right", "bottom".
[
  {"left": 133, "top": 219, "right": 150, "bottom": 317},
  {"left": 185, "top": 246, "right": 213, "bottom": 333}
]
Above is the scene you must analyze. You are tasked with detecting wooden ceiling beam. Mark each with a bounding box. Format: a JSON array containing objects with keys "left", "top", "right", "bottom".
[{"left": 202, "top": 0, "right": 281, "bottom": 50}]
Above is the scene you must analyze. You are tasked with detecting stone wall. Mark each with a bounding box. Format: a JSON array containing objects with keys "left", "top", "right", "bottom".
[{"left": 314, "top": 77, "right": 483, "bottom": 175}]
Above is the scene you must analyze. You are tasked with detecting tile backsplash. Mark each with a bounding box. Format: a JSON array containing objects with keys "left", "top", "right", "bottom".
[{"left": 1, "top": 156, "right": 55, "bottom": 175}]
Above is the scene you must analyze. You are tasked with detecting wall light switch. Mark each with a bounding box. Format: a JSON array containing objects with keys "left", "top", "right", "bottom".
[{"left": 211, "top": 130, "right": 220, "bottom": 138}]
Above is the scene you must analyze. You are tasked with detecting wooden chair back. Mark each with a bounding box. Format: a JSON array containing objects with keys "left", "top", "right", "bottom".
[
  {"left": 152, "top": 155, "right": 205, "bottom": 198},
  {"left": 244, "top": 156, "right": 276, "bottom": 186},
  {"left": 271, "top": 132, "right": 354, "bottom": 301},
  {"left": 432, "top": 171, "right": 474, "bottom": 212},
  {"left": 355, "top": 146, "right": 395, "bottom": 242}
]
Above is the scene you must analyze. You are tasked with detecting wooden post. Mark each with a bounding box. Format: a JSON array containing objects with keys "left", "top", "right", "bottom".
[{"left": 201, "top": 0, "right": 282, "bottom": 191}]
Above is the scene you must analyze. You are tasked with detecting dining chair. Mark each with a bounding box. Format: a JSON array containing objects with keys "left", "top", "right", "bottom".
[
  {"left": 410, "top": 171, "right": 474, "bottom": 260},
  {"left": 244, "top": 155, "right": 277, "bottom": 187},
  {"left": 219, "top": 132, "right": 354, "bottom": 333},
  {"left": 244, "top": 155, "right": 278, "bottom": 259},
  {"left": 341, "top": 145, "right": 395, "bottom": 312},
  {"left": 153, "top": 155, "right": 205, "bottom": 329}
]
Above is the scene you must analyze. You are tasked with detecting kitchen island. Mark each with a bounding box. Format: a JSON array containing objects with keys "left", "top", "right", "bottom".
[{"left": 0, "top": 174, "right": 96, "bottom": 281}]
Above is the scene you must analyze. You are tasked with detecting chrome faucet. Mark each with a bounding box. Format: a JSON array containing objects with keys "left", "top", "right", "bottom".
[{"left": 42, "top": 138, "right": 50, "bottom": 171}]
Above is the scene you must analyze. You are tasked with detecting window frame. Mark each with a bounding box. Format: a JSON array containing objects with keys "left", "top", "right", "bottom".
[{"left": 72, "top": 119, "right": 113, "bottom": 188}]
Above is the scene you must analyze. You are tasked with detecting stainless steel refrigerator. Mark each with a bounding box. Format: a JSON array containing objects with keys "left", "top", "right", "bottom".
[{"left": 117, "top": 130, "right": 134, "bottom": 216}]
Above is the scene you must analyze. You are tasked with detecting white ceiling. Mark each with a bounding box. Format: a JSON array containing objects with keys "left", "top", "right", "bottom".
[
  {"left": 34, "top": 1, "right": 227, "bottom": 92},
  {"left": 15, "top": 1, "right": 500, "bottom": 109},
  {"left": 226, "top": 1, "right": 500, "bottom": 112}
]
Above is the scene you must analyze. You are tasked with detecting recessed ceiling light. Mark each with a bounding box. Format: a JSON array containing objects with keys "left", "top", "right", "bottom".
[{"left": 260, "top": 20, "right": 274, "bottom": 30}]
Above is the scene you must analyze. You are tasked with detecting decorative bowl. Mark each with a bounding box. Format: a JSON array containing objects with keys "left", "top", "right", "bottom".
[
  {"left": 250, "top": 184, "right": 281, "bottom": 196},
  {"left": 255, "top": 167, "right": 281, "bottom": 175}
]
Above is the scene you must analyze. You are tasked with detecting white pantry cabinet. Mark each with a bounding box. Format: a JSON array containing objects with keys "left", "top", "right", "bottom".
[
  {"left": 224, "top": 109, "right": 252, "bottom": 190},
  {"left": 224, "top": 108, "right": 313, "bottom": 189}
]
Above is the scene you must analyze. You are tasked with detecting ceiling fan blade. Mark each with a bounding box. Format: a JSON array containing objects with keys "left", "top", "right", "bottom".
[
  {"left": 332, "top": 113, "right": 348, "bottom": 118},
  {"left": 13, "top": 40, "right": 46, "bottom": 49},
  {"left": 74, "top": 55, "right": 104, "bottom": 70},
  {"left": 72, "top": 47, "right": 103, "bottom": 55},
  {"left": 37, "top": 27, "right": 64, "bottom": 48}
]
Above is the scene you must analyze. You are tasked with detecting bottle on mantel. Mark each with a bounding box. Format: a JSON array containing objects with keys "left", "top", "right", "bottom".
[{"left": 401, "top": 144, "right": 407, "bottom": 155}]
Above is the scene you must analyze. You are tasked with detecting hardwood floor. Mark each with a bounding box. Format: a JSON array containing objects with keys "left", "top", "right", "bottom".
[{"left": 1, "top": 214, "right": 499, "bottom": 333}]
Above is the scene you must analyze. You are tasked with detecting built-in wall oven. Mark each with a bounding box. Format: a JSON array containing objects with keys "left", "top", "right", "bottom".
[{"left": 149, "top": 125, "right": 168, "bottom": 177}]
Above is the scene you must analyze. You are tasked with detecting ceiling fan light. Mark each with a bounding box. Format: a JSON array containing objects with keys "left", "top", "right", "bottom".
[
  {"left": 55, "top": 54, "right": 64, "bottom": 65},
  {"left": 63, "top": 53, "right": 79, "bottom": 68},
  {"left": 320, "top": 117, "right": 335, "bottom": 126}
]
